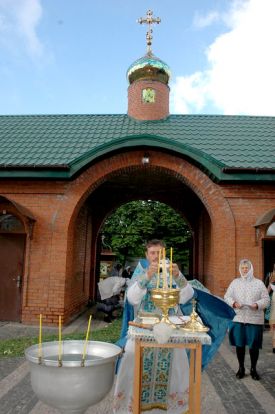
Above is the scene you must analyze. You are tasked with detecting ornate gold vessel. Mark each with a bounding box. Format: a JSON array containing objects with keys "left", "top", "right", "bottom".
[
  {"left": 151, "top": 288, "right": 180, "bottom": 325},
  {"left": 182, "top": 299, "right": 209, "bottom": 332}
]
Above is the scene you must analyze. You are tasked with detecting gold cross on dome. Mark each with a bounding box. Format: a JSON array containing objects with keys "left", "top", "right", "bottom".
[{"left": 137, "top": 10, "right": 161, "bottom": 55}]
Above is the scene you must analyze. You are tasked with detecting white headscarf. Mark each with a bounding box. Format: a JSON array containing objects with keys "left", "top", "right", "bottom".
[{"left": 239, "top": 259, "right": 254, "bottom": 280}]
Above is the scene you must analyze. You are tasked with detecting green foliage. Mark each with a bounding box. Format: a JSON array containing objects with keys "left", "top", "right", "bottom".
[
  {"left": 101, "top": 200, "right": 191, "bottom": 270},
  {"left": 0, "top": 319, "right": 122, "bottom": 358}
]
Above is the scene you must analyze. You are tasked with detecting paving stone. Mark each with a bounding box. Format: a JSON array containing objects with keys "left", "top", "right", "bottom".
[
  {"left": 0, "top": 374, "right": 38, "bottom": 414},
  {"left": 207, "top": 352, "right": 267, "bottom": 413},
  {"left": 0, "top": 316, "right": 274, "bottom": 414},
  {"left": 0, "top": 357, "right": 24, "bottom": 381}
]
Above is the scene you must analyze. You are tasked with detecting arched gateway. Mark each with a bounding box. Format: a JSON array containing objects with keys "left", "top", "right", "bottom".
[
  {"left": 63, "top": 149, "right": 236, "bottom": 299},
  {"left": 0, "top": 12, "right": 274, "bottom": 324}
]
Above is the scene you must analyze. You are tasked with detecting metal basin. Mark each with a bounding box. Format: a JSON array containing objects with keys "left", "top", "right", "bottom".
[{"left": 25, "top": 340, "right": 121, "bottom": 414}]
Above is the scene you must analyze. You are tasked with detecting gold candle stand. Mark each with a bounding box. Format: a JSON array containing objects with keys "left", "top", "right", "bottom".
[
  {"left": 151, "top": 288, "right": 180, "bottom": 325},
  {"left": 182, "top": 298, "right": 209, "bottom": 332}
]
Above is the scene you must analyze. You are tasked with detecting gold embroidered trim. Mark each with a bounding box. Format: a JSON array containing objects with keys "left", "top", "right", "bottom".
[
  {"left": 141, "top": 404, "right": 189, "bottom": 413},
  {"left": 141, "top": 402, "right": 167, "bottom": 411}
]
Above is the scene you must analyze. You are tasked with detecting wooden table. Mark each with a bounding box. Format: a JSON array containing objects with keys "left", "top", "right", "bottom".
[{"left": 129, "top": 327, "right": 211, "bottom": 414}]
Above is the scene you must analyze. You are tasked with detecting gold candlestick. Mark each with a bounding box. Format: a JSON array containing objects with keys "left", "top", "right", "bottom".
[{"left": 182, "top": 298, "right": 209, "bottom": 332}]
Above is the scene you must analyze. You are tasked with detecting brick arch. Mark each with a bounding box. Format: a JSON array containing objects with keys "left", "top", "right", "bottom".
[
  {"left": 64, "top": 151, "right": 231, "bottom": 225},
  {"left": 54, "top": 149, "right": 235, "bottom": 295}
]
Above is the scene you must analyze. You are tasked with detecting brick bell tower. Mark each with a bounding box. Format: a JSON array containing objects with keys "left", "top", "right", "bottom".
[{"left": 127, "top": 10, "right": 171, "bottom": 121}]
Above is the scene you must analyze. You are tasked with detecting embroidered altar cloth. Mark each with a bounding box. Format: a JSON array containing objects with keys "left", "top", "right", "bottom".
[
  {"left": 128, "top": 325, "right": 212, "bottom": 345},
  {"left": 113, "top": 325, "right": 211, "bottom": 413}
]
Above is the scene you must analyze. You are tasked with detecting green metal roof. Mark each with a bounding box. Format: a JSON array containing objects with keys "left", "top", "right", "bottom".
[{"left": 0, "top": 114, "right": 274, "bottom": 181}]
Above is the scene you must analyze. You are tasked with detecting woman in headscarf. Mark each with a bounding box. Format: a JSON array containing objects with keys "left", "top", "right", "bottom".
[{"left": 224, "top": 259, "right": 270, "bottom": 380}]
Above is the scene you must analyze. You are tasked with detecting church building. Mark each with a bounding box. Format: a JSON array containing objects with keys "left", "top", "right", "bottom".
[{"left": 0, "top": 11, "right": 274, "bottom": 325}]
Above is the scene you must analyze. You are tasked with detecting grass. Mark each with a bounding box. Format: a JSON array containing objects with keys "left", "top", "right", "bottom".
[{"left": 0, "top": 318, "right": 122, "bottom": 358}]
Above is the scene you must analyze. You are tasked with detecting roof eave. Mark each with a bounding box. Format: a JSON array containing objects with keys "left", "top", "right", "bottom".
[{"left": 0, "top": 135, "right": 274, "bottom": 182}]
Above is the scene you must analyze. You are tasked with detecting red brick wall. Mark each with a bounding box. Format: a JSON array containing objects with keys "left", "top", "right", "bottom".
[
  {"left": 221, "top": 184, "right": 275, "bottom": 280},
  {"left": 0, "top": 150, "right": 274, "bottom": 324},
  {"left": 197, "top": 210, "right": 213, "bottom": 288},
  {"left": 64, "top": 204, "right": 92, "bottom": 321},
  {"left": 128, "top": 79, "right": 169, "bottom": 120}
]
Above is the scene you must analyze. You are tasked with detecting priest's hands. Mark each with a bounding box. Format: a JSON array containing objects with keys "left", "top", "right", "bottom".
[
  {"left": 146, "top": 262, "right": 180, "bottom": 279},
  {"left": 172, "top": 263, "right": 180, "bottom": 278},
  {"left": 147, "top": 262, "right": 158, "bottom": 279}
]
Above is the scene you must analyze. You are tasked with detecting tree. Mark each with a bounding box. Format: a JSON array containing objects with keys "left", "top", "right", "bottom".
[{"left": 101, "top": 200, "right": 192, "bottom": 271}]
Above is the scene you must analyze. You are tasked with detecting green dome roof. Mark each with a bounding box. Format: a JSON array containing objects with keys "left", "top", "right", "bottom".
[{"left": 127, "top": 54, "right": 171, "bottom": 85}]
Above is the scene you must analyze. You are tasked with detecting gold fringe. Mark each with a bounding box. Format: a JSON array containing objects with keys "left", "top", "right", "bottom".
[
  {"left": 141, "top": 404, "right": 189, "bottom": 413},
  {"left": 141, "top": 402, "right": 167, "bottom": 411}
]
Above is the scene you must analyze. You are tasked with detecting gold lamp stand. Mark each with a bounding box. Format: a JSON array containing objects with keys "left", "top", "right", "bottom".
[
  {"left": 182, "top": 298, "right": 209, "bottom": 332},
  {"left": 151, "top": 288, "right": 180, "bottom": 325}
]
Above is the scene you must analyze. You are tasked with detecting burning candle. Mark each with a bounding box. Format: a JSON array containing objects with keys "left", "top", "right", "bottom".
[
  {"left": 38, "top": 314, "right": 42, "bottom": 362},
  {"left": 82, "top": 315, "right": 92, "bottom": 366},
  {"left": 170, "top": 247, "right": 173, "bottom": 288},
  {"left": 58, "top": 315, "right": 62, "bottom": 366}
]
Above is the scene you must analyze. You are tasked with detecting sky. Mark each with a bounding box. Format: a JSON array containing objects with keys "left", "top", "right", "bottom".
[{"left": 0, "top": 0, "right": 275, "bottom": 116}]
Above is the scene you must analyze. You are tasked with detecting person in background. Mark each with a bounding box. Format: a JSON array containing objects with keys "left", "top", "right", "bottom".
[
  {"left": 122, "top": 265, "right": 132, "bottom": 280},
  {"left": 97, "top": 276, "right": 126, "bottom": 323},
  {"left": 267, "top": 270, "right": 275, "bottom": 353},
  {"left": 111, "top": 263, "right": 123, "bottom": 277},
  {"left": 120, "top": 266, "right": 132, "bottom": 302},
  {"left": 224, "top": 259, "right": 270, "bottom": 380}
]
